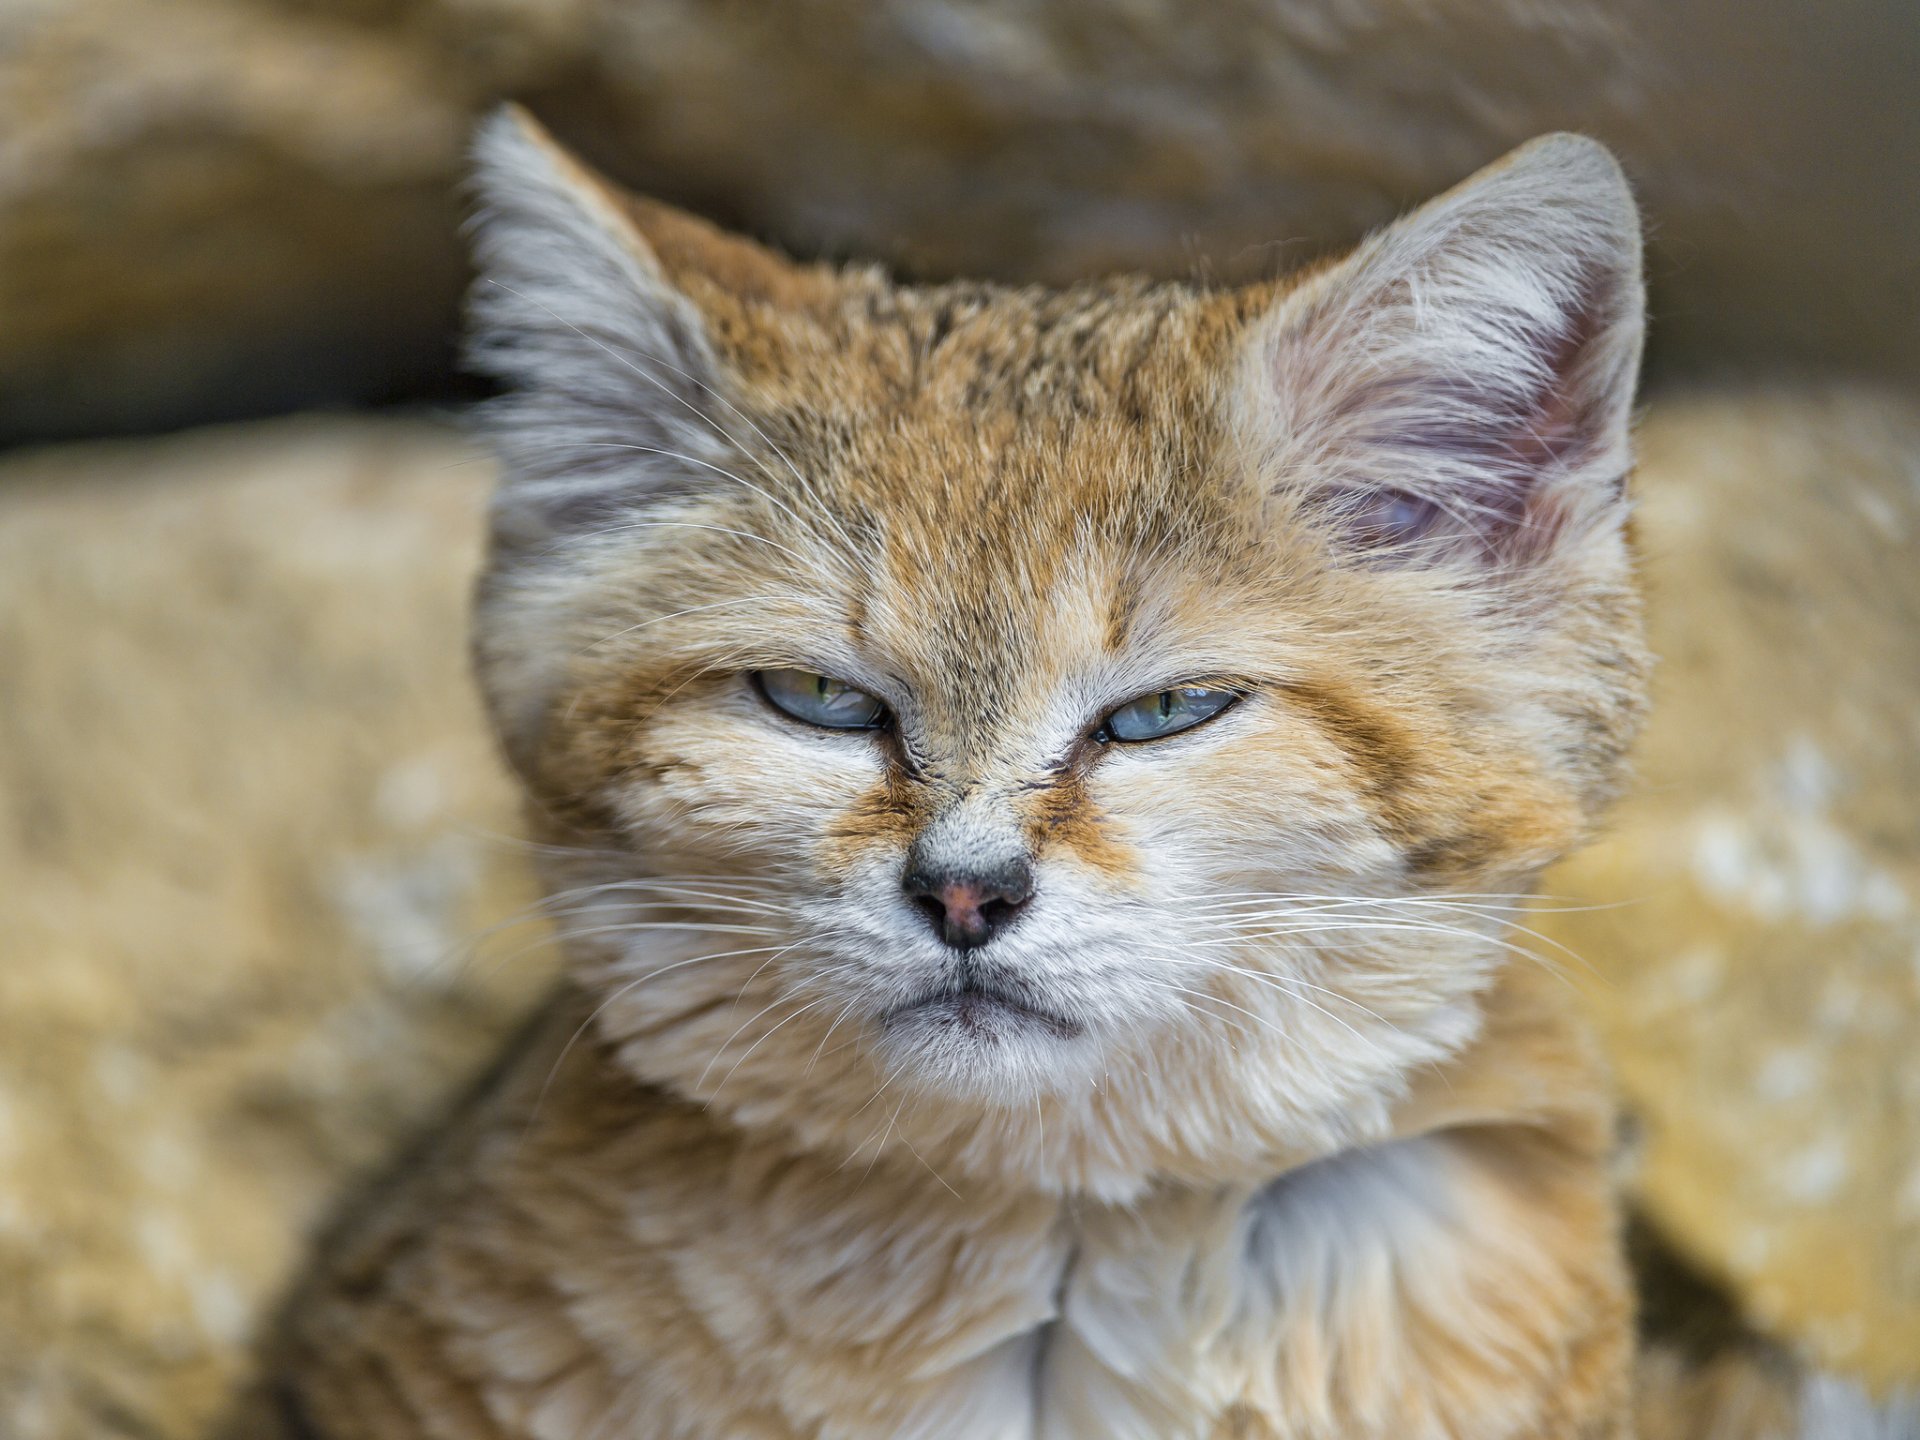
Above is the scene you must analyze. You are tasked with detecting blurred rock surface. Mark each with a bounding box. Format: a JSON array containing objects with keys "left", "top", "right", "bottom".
[
  {"left": 4, "top": 0, "right": 1918, "bottom": 441},
  {"left": 0, "top": 391, "right": 1916, "bottom": 1436},
  {"left": 0, "top": 415, "right": 554, "bottom": 1440},
  {"left": 1540, "top": 384, "right": 1920, "bottom": 1390}
]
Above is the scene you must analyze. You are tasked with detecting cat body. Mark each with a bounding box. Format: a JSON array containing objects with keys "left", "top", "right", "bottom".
[{"left": 250, "top": 110, "right": 1651, "bottom": 1438}]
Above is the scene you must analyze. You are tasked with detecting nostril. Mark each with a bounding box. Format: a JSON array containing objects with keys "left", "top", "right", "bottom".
[
  {"left": 909, "top": 892, "right": 948, "bottom": 933},
  {"left": 977, "top": 894, "right": 1025, "bottom": 928}
]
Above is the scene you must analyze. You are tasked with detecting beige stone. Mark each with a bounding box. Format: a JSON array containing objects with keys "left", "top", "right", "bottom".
[
  {"left": 1538, "top": 385, "right": 1920, "bottom": 1389},
  {"left": 5, "top": 0, "right": 1917, "bottom": 439},
  {"left": 0, "top": 0, "right": 580, "bottom": 439},
  {"left": 0, "top": 416, "right": 555, "bottom": 1439}
]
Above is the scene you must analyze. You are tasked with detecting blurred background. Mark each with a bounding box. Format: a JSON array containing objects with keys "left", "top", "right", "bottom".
[{"left": 1, "top": 2, "right": 1916, "bottom": 1436}]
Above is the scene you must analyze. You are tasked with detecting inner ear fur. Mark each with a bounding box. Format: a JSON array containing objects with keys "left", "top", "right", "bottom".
[
  {"left": 1241, "top": 133, "right": 1646, "bottom": 566},
  {"left": 465, "top": 106, "right": 827, "bottom": 554}
]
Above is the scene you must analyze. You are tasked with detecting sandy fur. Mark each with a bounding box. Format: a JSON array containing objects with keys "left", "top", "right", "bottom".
[{"left": 245, "top": 110, "right": 1656, "bottom": 1438}]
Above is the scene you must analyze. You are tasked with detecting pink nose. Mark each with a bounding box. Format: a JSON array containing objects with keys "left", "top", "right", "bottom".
[{"left": 901, "top": 863, "right": 1033, "bottom": 950}]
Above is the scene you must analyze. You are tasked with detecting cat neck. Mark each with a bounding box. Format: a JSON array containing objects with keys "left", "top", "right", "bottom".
[{"left": 548, "top": 950, "right": 1606, "bottom": 1205}]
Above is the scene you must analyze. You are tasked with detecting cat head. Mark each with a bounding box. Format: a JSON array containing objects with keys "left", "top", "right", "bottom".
[{"left": 465, "top": 108, "right": 1646, "bottom": 1195}]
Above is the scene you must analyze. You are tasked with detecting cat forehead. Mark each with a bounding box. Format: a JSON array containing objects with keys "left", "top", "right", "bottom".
[
  {"left": 699, "top": 278, "right": 1269, "bottom": 535},
  {"left": 646, "top": 278, "right": 1300, "bottom": 683},
  {"left": 782, "top": 435, "right": 1279, "bottom": 717},
  {"left": 703, "top": 272, "right": 1256, "bottom": 434}
]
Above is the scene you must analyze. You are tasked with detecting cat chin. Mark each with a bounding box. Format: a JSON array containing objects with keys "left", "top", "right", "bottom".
[{"left": 874, "top": 988, "right": 1101, "bottom": 1102}]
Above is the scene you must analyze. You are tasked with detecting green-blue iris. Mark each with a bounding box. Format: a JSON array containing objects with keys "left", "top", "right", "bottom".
[
  {"left": 1098, "top": 686, "right": 1239, "bottom": 743},
  {"left": 755, "top": 669, "right": 889, "bottom": 729}
]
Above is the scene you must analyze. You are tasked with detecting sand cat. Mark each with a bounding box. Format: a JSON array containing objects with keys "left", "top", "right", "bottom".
[{"left": 245, "top": 108, "right": 1658, "bottom": 1438}]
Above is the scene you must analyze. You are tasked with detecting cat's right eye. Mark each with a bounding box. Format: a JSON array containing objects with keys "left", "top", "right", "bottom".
[{"left": 753, "top": 669, "right": 890, "bottom": 731}]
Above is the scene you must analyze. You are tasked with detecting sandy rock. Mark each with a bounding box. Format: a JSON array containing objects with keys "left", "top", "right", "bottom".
[
  {"left": 0, "top": 415, "right": 554, "bottom": 1440},
  {"left": 5, "top": 0, "right": 1918, "bottom": 441},
  {"left": 1538, "top": 385, "right": 1920, "bottom": 1388},
  {"left": 0, "top": 0, "right": 582, "bottom": 440}
]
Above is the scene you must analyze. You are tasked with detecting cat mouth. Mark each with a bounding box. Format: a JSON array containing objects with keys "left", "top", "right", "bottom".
[{"left": 885, "top": 978, "right": 1082, "bottom": 1042}]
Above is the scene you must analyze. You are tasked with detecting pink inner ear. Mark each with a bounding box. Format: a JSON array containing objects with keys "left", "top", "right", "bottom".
[
  {"left": 1310, "top": 269, "right": 1627, "bottom": 561},
  {"left": 1503, "top": 280, "right": 1615, "bottom": 478}
]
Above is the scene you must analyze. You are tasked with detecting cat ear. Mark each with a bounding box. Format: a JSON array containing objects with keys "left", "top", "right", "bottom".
[
  {"left": 1241, "top": 134, "right": 1645, "bottom": 566},
  {"left": 465, "top": 105, "right": 731, "bottom": 552}
]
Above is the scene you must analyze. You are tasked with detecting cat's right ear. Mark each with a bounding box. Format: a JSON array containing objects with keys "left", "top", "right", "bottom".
[
  {"left": 1235, "top": 134, "right": 1644, "bottom": 572},
  {"left": 466, "top": 105, "right": 728, "bottom": 553}
]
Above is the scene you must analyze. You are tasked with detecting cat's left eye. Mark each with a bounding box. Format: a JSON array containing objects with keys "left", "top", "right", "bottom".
[
  {"left": 1097, "top": 686, "right": 1240, "bottom": 743},
  {"left": 753, "top": 668, "right": 890, "bottom": 731}
]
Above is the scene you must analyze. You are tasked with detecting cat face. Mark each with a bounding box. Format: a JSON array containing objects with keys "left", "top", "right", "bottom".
[{"left": 465, "top": 111, "right": 1646, "bottom": 1186}]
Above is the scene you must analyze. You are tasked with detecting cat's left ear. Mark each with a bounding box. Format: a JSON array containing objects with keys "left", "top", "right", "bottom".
[
  {"left": 466, "top": 106, "right": 817, "bottom": 555},
  {"left": 1240, "top": 134, "right": 1645, "bottom": 565}
]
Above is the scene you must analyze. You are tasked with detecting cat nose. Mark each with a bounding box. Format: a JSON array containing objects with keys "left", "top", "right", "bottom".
[{"left": 900, "top": 858, "right": 1033, "bottom": 950}]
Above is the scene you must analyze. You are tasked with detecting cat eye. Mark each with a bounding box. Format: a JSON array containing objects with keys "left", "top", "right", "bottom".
[
  {"left": 1346, "top": 489, "right": 1443, "bottom": 548},
  {"left": 754, "top": 668, "right": 890, "bottom": 730},
  {"left": 1322, "top": 486, "right": 1448, "bottom": 552},
  {"left": 1096, "top": 686, "right": 1240, "bottom": 744}
]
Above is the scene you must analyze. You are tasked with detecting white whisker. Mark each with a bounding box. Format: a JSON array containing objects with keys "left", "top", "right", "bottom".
[{"left": 527, "top": 941, "right": 785, "bottom": 1134}]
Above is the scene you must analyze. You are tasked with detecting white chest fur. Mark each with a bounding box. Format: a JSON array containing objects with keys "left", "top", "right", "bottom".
[{"left": 558, "top": 1130, "right": 1541, "bottom": 1440}]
